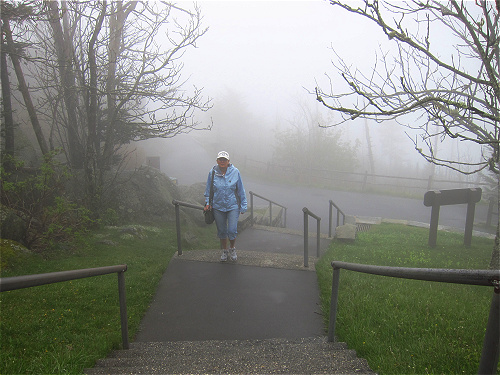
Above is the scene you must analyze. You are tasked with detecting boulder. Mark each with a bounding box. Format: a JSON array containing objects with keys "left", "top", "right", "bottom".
[
  {"left": 107, "top": 166, "right": 181, "bottom": 224},
  {"left": 335, "top": 224, "right": 357, "bottom": 242}
]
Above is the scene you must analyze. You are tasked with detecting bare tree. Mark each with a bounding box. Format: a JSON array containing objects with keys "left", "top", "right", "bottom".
[
  {"left": 1, "top": 20, "right": 15, "bottom": 162},
  {"left": 315, "top": 0, "right": 499, "bottom": 268},
  {"left": 4, "top": 1, "right": 211, "bottom": 212},
  {"left": 44, "top": 0, "right": 83, "bottom": 168},
  {"left": 1, "top": 2, "right": 50, "bottom": 157}
]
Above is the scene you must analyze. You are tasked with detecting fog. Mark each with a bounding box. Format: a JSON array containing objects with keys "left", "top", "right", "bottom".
[{"left": 136, "top": 1, "right": 484, "bottom": 186}]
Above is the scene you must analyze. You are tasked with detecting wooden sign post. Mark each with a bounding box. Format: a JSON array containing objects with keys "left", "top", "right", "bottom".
[{"left": 423, "top": 188, "right": 482, "bottom": 247}]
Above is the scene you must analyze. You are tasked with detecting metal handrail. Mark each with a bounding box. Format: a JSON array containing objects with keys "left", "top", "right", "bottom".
[
  {"left": 172, "top": 199, "right": 204, "bottom": 256},
  {"left": 328, "top": 261, "right": 500, "bottom": 374},
  {"left": 302, "top": 207, "right": 321, "bottom": 267},
  {"left": 0, "top": 265, "right": 129, "bottom": 349},
  {"left": 249, "top": 191, "right": 287, "bottom": 228},
  {"left": 328, "top": 200, "right": 346, "bottom": 237}
]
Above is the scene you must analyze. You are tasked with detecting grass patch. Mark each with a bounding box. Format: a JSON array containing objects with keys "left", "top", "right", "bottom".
[
  {"left": 0, "top": 222, "right": 219, "bottom": 374},
  {"left": 316, "top": 223, "right": 498, "bottom": 375}
]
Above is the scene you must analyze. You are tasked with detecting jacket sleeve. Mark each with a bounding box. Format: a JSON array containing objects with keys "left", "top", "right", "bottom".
[
  {"left": 204, "top": 170, "right": 212, "bottom": 205},
  {"left": 237, "top": 173, "right": 247, "bottom": 213}
]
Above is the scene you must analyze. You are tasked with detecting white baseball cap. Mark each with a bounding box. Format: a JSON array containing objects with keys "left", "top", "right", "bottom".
[{"left": 217, "top": 151, "right": 230, "bottom": 159}]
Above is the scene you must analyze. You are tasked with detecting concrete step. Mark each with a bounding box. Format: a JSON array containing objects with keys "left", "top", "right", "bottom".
[{"left": 84, "top": 336, "right": 374, "bottom": 374}]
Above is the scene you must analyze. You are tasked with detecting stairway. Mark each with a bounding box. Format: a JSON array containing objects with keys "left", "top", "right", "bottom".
[
  {"left": 84, "top": 227, "right": 374, "bottom": 374},
  {"left": 84, "top": 336, "right": 374, "bottom": 374}
]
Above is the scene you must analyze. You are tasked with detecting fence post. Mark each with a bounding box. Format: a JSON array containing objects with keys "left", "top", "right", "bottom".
[
  {"left": 362, "top": 171, "right": 368, "bottom": 191},
  {"left": 117, "top": 271, "right": 129, "bottom": 349},
  {"left": 486, "top": 197, "right": 494, "bottom": 227},
  {"left": 328, "top": 266, "right": 340, "bottom": 342}
]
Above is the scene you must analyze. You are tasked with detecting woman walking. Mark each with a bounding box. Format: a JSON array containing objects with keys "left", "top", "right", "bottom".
[{"left": 204, "top": 151, "right": 247, "bottom": 261}]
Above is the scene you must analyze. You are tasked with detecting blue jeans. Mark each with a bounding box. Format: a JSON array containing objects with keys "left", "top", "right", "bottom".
[{"left": 213, "top": 209, "right": 239, "bottom": 240}]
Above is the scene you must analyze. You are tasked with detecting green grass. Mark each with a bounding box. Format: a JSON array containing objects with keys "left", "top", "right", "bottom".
[
  {"left": 0, "top": 222, "right": 219, "bottom": 374},
  {"left": 2, "top": 220, "right": 498, "bottom": 374},
  {"left": 316, "top": 223, "right": 498, "bottom": 374}
]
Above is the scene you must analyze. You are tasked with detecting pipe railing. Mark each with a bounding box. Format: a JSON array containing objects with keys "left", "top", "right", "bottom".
[
  {"left": 249, "top": 191, "right": 287, "bottom": 228},
  {"left": 302, "top": 207, "right": 321, "bottom": 267},
  {"left": 0, "top": 264, "right": 129, "bottom": 349},
  {"left": 328, "top": 261, "right": 500, "bottom": 374},
  {"left": 172, "top": 199, "right": 205, "bottom": 256},
  {"left": 328, "top": 200, "right": 346, "bottom": 238}
]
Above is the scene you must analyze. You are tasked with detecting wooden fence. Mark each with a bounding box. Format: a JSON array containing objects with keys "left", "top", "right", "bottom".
[{"left": 242, "top": 157, "right": 489, "bottom": 198}]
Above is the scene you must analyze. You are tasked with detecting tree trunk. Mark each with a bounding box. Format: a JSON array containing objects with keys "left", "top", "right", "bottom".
[
  {"left": 45, "top": 1, "right": 84, "bottom": 169},
  {"left": 364, "top": 118, "right": 375, "bottom": 174},
  {"left": 2, "top": 17, "right": 49, "bottom": 157},
  {"left": 1, "top": 29, "right": 15, "bottom": 162},
  {"left": 85, "top": 2, "right": 107, "bottom": 210},
  {"left": 490, "top": 171, "right": 500, "bottom": 270},
  {"left": 101, "top": 2, "right": 136, "bottom": 171}
]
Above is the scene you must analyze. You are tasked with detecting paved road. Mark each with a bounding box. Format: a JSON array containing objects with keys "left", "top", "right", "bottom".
[
  {"left": 244, "top": 177, "right": 491, "bottom": 234},
  {"left": 158, "top": 136, "right": 491, "bottom": 235}
]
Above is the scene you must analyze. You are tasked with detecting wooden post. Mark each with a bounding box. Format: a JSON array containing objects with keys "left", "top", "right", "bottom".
[
  {"left": 464, "top": 189, "right": 478, "bottom": 246},
  {"left": 428, "top": 192, "right": 441, "bottom": 247}
]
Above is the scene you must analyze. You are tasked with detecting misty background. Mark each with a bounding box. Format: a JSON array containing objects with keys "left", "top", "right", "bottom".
[{"left": 132, "top": 0, "right": 482, "bottom": 187}]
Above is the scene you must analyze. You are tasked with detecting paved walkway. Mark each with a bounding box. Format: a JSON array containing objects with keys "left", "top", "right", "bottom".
[{"left": 134, "top": 226, "right": 331, "bottom": 342}]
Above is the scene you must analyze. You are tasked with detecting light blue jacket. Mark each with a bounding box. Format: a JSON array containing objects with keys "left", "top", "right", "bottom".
[{"left": 204, "top": 164, "right": 247, "bottom": 213}]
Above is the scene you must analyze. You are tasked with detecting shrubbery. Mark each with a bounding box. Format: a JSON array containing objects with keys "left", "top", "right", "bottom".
[{"left": 1, "top": 153, "right": 95, "bottom": 251}]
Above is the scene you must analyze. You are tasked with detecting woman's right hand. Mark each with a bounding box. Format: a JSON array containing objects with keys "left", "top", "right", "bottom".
[{"left": 204, "top": 205, "right": 211, "bottom": 212}]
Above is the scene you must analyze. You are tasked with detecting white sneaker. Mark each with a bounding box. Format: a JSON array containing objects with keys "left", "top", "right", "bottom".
[
  {"left": 221, "top": 249, "right": 228, "bottom": 262},
  {"left": 229, "top": 247, "right": 237, "bottom": 261}
]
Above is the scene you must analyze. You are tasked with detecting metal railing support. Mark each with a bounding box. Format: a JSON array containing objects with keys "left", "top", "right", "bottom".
[
  {"left": 328, "top": 261, "right": 500, "bottom": 373},
  {"left": 328, "top": 266, "right": 341, "bottom": 341},
  {"left": 172, "top": 199, "right": 205, "bottom": 256},
  {"left": 302, "top": 207, "right": 321, "bottom": 267},
  {"left": 304, "top": 209, "right": 309, "bottom": 267},
  {"left": 269, "top": 201, "right": 273, "bottom": 226},
  {"left": 249, "top": 191, "right": 287, "bottom": 228},
  {"left": 328, "top": 200, "right": 346, "bottom": 238},
  {"left": 250, "top": 193, "right": 254, "bottom": 226},
  {"left": 175, "top": 202, "right": 182, "bottom": 255},
  {"left": 117, "top": 271, "right": 129, "bottom": 349},
  {"left": 0, "top": 265, "right": 129, "bottom": 349},
  {"left": 478, "top": 290, "right": 500, "bottom": 374}
]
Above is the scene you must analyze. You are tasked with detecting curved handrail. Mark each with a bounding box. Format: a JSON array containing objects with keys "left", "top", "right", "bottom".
[
  {"left": 0, "top": 264, "right": 128, "bottom": 291},
  {"left": 0, "top": 265, "right": 129, "bottom": 349},
  {"left": 249, "top": 191, "right": 287, "bottom": 228},
  {"left": 328, "top": 261, "right": 500, "bottom": 374},
  {"left": 331, "top": 261, "right": 499, "bottom": 286},
  {"left": 302, "top": 207, "right": 321, "bottom": 267}
]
